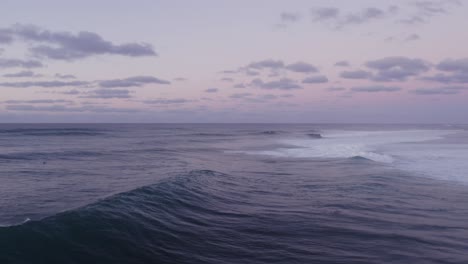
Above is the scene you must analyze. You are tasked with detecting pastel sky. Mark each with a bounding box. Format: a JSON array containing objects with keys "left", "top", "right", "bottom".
[{"left": 0, "top": 0, "right": 467, "bottom": 123}]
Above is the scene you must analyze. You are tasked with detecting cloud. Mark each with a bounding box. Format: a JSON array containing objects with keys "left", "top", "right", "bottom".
[
  {"left": 259, "top": 94, "right": 277, "bottom": 100},
  {"left": 310, "top": 7, "right": 340, "bottom": 21},
  {"left": 220, "top": 77, "right": 234, "bottom": 82},
  {"left": 142, "top": 98, "right": 191, "bottom": 104},
  {"left": 0, "top": 58, "right": 43, "bottom": 68},
  {"left": 173, "top": 77, "right": 187, "bottom": 81},
  {"left": 436, "top": 58, "right": 468, "bottom": 73},
  {"left": 83, "top": 89, "right": 132, "bottom": 99},
  {"left": 365, "top": 56, "right": 430, "bottom": 81},
  {"left": 0, "top": 29, "right": 13, "bottom": 43},
  {"left": 240, "top": 59, "right": 320, "bottom": 76},
  {"left": 99, "top": 76, "right": 170, "bottom": 88},
  {"left": 280, "top": 12, "right": 301, "bottom": 23},
  {"left": 422, "top": 58, "right": 468, "bottom": 84},
  {"left": 410, "top": 86, "right": 466, "bottom": 95},
  {"left": 422, "top": 73, "right": 468, "bottom": 84},
  {"left": 326, "top": 87, "right": 346, "bottom": 92},
  {"left": 229, "top": 93, "right": 253, "bottom": 99},
  {"left": 285, "top": 62, "right": 318, "bottom": 73},
  {"left": 340, "top": 70, "right": 373, "bottom": 79},
  {"left": 405, "top": 33, "right": 421, "bottom": 41},
  {"left": 251, "top": 78, "right": 302, "bottom": 90},
  {"left": 351, "top": 85, "right": 401, "bottom": 92},
  {"left": 302, "top": 75, "right": 328, "bottom": 83},
  {"left": 60, "top": 89, "right": 81, "bottom": 95},
  {"left": 55, "top": 73, "right": 76, "bottom": 79},
  {"left": 1, "top": 24, "right": 157, "bottom": 60},
  {"left": 3, "top": 99, "right": 74, "bottom": 104},
  {"left": 334, "top": 60, "right": 350, "bottom": 67},
  {"left": 205, "top": 88, "right": 218, "bottom": 93},
  {"left": 6, "top": 104, "right": 138, "bottom": 113},
  {"left": 0, "top": 80, "right": 88, "bottom": 88},
  {"left": 248, "top": 59, "right": 285, "bottom": 70},
  {"left": 400, "top": 0, "right": 462, "bottom": 24},
  {"left": 229, "top": 93, "right": 279, "bottom": 103},
  {"left": 3, "top": 70, "right": 42, "bottom": 78},
  {"left": 310, "top": 6, "right": 398, "bottom": 28},
  {"left": 220, "top": 70, "right": 238, "bottom": 74},
  {"left": 233, "top": 83, "right": 246, "bottom": 88}
]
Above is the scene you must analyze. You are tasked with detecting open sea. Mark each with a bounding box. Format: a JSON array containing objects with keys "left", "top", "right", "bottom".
[{"left": 1, "top": 123, "right": 468, "bottom": 263}]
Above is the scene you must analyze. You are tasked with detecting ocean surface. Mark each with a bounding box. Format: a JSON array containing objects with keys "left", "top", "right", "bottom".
[{"left": 1, "top": 123, "right": 468, "bottom": 263}]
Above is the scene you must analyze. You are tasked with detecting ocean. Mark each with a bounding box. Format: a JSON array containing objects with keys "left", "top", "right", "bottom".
[{"left": 1, "top": 124, "right": 467, "bottom": 263}]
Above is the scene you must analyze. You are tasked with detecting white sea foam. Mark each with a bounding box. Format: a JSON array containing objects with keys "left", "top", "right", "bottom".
[{"left": 235, "top": 129, "right": 468, "bottom": 182}]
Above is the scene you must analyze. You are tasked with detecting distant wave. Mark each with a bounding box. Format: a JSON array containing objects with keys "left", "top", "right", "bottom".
[
  {"left": 0, "top": 128, "right": 104, "bottom": 136},
  {"left": 0, "top": 150, "right": 105, "bottom": 161}
]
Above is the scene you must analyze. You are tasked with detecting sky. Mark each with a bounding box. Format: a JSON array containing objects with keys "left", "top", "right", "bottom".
[{"left": 0, "top": 0, "right": 467, "bottom": 123}]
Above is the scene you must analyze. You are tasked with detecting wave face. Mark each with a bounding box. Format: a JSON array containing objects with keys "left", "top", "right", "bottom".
[{"left": 1, "top": 124, "right": 468, "bottom": 263}]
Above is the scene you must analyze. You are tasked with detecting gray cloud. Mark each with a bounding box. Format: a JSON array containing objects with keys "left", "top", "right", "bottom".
[
  {"left": 3, "top": 70, "right": 42, "bottom": 78},
  {"left": 251, "top": 78, "right": 302, "bottom": 90},
  {"left": 205, "top": 88, "right": 218, "bottom": 93},
  {"left": 2, "top": 24, "right": 157, "bottom": 60},
  {"left": 326, "top": 87, "right": 346, "bottom": 92},
  {"left": 220, "top": 77, "right": 234, "bottom": 82},
  {"left": 410, "top": 86, "right": 466, "bottom": 95},
  {"left": 0, "top": 29, "right": 13, "bottom": 43},
  {"left": 6, "top": 104, "right": 138, "bottom": 113},
  {"left": 173, "top": 77, "right": 187, "bottom": 81},
  {"left": 351, "top": 85, "right": 401, "bottom": 92},
  {"left": 55, "top": 73, "right": 76, "bottom": 79},
  {"left": 0, "top": 58, "right": 43, "bottom": 68},
  {"left": 405, "top": 33, "right": 421, "bottom": 41},
  {"left": 302, "top": 75, "right": 329, "bottom": 83},
  {"left": 311, "top": 7, "right": 340, "bottom": 21},
  {"left": 229, "top": 93, "right": 279, "bottom": 103},
  {"left": 365, "top": 56, "right": 430, "bottom": 81},
  {"left": 340, "top": 70, "right": 373, "bottom": 79},
  {"left": 311, "top": 6, "right": 398, "bottom": 28},
  {"left": 400, "top": 0, "right": 461, "bottom": 24},
  {"left": 220, "top": 70, "right": 238, "bottom": 74},
  {"left": 99, "top": 76, "right": 170, "bottom": 88},
  {"left": 335, "top": 60, "right": 350, "bottom": 67},
  {"left": 3, "top": 99, "right": 74, "bottom": 104},
  {"left": 0, "top": 80, "right": 88, "bottom": 88},
  {"left": 436, "top": 58, "right": 468, "bottom": 73},
  {"left": 285, "top": 62, "right": 318, "bottom": 73},
  {"left": 235, "top": 59, "right": 321, "bottom": 76},
  {"left": 60, "top": 89, "right": 81, "bottom": 95},
  {"left": 233, "top": 83, "right": 246, "bottom": 88},
  {"left": 248, "top": 59, "right": 285, "bottom": 70},
  {"left": 83, "top": 89, "right": 132, "bottom": 99},
  {"left": 421, "top": 58, "right": 468, "bottom": 84},
  {"left": 229, "top": 93, "right": 253, "bottom": 99},
  {"left": 143, "top": 98, "right": 191, "bottom": 104},
  {"left": 280, "top": 12, "right": 301, "bottom": 23},
  {"left": 422, "top": 73, "right": 468, "bottom": 84}
]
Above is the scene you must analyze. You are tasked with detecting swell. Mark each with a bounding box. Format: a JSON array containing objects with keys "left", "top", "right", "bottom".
[
  {"left": 1, "top": 169, "right": 467, "bottom": 264},
  {"left": 0, "top": 170, "right": 248, "bottom": 263}
]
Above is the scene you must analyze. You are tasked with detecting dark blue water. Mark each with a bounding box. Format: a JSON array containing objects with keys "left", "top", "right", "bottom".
[{"left": 1, "top": 124, "right": 468, "bottom": 263}]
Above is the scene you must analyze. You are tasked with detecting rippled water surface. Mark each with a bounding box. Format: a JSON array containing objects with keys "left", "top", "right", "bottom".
[{"left": 1, "top": 124, "right": 468, "bottom": 263}]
